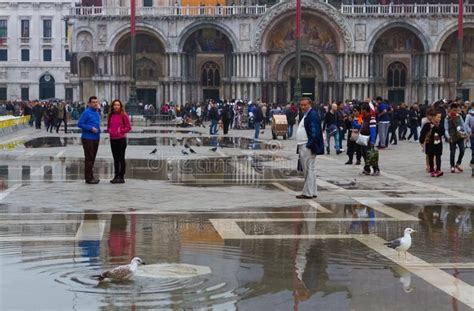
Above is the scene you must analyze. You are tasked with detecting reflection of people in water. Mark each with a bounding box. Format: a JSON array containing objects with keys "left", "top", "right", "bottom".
[
  {"left": 108, "top": 214, "right": 130, "bottom": 261},
  {"left": 77, "top": 213, "right": 101, "bottom": 260},
  {"left": 347, "top": 204, "right": 376, "bottom": 234}
]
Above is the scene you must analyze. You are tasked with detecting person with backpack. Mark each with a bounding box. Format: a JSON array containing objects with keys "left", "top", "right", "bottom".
[
  {"left": 464, "top": 102, "right": 474, "bottom": 165},
  {"left": 445, "top": 103, "right": 468, "bottom": 173},
  {"left": 107, "top": 99, "right": 132, "bottom": 184}
]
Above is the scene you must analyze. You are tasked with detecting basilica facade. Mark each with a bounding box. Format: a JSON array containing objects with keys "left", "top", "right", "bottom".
[{"left": 68, "top": 0, "right": 474, "bottom": 106}]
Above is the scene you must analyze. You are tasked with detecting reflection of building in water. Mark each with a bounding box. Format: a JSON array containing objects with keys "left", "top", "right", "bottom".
[{"left": 68, "top": 1, "right": 474, "bottom": 105}]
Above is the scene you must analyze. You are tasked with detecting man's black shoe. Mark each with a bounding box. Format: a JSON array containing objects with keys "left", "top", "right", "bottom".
[
  {"left": 110, "top": 176, "right": 120, "bottom": 184},
  {"left": 86, "top": 179, "right": 100, "bottom": 184},
  {"left": 296, "top": 195, "right": 313, "bottom": 199}
]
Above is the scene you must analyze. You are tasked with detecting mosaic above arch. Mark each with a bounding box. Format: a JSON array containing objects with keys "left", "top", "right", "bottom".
[
  {"left": 373, "top": 28, "right": 424, "bottom": 53},
  {"left": 253, "top": 0, "right": 352, "bottom": 52},
  {"left": 267, "top": 13, "right": 337, "bottom": 53}
]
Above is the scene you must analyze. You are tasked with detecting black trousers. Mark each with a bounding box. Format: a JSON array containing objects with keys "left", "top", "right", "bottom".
[
  {"left": 398, "top": 124, "right": 407, "bottom": 139},
  {"left": 347, "top": 139, "right": 361, "bottom": 162},
  {"left": 428, "top": 153, "right": 442, "bottom": 172},
  {"left": 223, "top": 121, "right": 230, "bottom": 135},
  {"left": 56, "top": 118, "right": 68, "bottom": 133},
  {"left": 386, "top": 123, "right": 398, "bottom": 145},
  {"left": 82, "top": 138, "right": 100, "bottom": 181},
  {"left": 110, "top": 138, "right": 127, "bottom": 178}
]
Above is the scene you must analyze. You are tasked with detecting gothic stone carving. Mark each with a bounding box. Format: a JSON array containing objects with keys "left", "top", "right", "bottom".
[
  {"left": 77, "top": 32, "right": 93, "bottom": 53},
  {"left": 240, "top": 24, "right": 250, "bottom": 41},
  {"left": 252, "top": 0, "right": 353, "bottom": 51},
  {"left": 97, "top": 25, "right": 107, "bottom": 44},
  {"left": 355, "top": 24, "right": 366, "bottom": 42}
]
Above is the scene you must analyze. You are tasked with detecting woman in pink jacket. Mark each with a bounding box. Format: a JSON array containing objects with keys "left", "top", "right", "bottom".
[{"left": 107, "top": 99, "right": 132, "bottom": 183}]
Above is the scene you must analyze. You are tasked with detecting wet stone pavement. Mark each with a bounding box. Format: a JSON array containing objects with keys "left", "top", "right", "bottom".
[{"left": 0, "top": 125, "right": 473, "bottom": 310}]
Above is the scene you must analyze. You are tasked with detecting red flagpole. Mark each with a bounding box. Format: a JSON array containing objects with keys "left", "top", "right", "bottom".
[
  {"left": 131, "top": 0, "right": 136, "bottom": 36},
  {"left": 296, "top": 0, "right": 301, "bottom": 38},
  {"left": 458, "top": 0, "right": 463, "bottom": 39},
  {"left": 456, "top": 0, "right": 464, "bottom": 98}
]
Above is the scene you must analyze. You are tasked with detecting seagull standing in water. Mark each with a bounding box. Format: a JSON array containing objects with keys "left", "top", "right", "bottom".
[
  {"left": 384, "top": 228, "right": 416, "bottom": 259},
  {"left": 94, "top": 257, "right": 146, "bottom": 281}
]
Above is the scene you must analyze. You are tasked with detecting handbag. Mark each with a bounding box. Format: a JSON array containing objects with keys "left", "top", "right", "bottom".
[
  {"left": 356, "top": 134, "right": 370, "bottom": 146},
  {"left": 350, "top": 129, "right": 359, "bottom": 141}
]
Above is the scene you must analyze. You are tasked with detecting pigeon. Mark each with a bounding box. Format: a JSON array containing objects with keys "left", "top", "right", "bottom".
[
  {"left": 149, "top": 148, "right": 157, "bottom": 155},
  {"left": 182, "top": 150, "right": 189, "bottom": 155},
  {"left": 189, "top": 148, "right": 196, "bottom": 154},
  {"left": 210, "top": 147, "right": 218, "bottom": 152},
  {"left": 93, "top": 257, "right": 145, "bottom": 281},
  {"left": 184, "top": 143, "right": 190, "bottom": 149},
  {"left": 384, "top": 228, "right": 416, "bottom": 259}
]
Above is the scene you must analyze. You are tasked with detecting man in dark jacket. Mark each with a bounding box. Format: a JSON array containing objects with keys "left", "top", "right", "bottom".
[{"left": 296, "top": 97, "right": 324, "bottom": 199}]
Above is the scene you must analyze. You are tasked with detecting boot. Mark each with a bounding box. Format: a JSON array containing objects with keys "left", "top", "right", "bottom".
[{"left": 110, "top": 176, "right": 120, "bottom": 184}]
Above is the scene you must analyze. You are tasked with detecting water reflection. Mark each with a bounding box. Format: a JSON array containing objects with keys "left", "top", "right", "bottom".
[
  {"left": 24, "top": 136, "right": 271, "bottom": 150},
  {"left": 1, "top": 208, "right": 473, "bottom": 310}
]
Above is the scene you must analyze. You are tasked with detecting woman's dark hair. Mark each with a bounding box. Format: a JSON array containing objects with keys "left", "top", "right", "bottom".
[
  {"left": 361, "top": 102, "right": 371, "bottom": 113},
  {"left": 108, "top": 99, "right": 125, "bottom": 124}
]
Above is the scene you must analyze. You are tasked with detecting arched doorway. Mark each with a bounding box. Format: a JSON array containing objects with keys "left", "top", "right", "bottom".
[
  {"left": 115, "top": 32, "right": 165, "bottom": 106},
  {"left": 201, "top": 61, "right": 220, "bottom": 101},
  {"left": 39, "top": 74, "right": 55, "bottom": 100},
  {"left": 279, "top": 57, "right": 323, "bottom": 102},
  {"left": 262, "top": 12, "right": 342, "bottom": 103},
  {"left": 387, "top": 62, "right": 407, "bottom": 104},
  {"left": 79, "top": 57, "right": 95, "bottom": 102},
  {"left": 440, "top": 28, "right": 474, "bottom": 100},
  {"left": 372, "top": 26, "right": 425, "bottom": 103},
  {"left": 182, "top": 28, "right": 233, "bottom": 102}
]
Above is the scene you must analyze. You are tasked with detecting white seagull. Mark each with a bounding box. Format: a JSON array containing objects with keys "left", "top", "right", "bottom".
[
  {"left": 94, "top": 257, "right": 146, "bottom": 281},
  {"left": 384, "top": 228, "right": 416, "bottom": 259}
]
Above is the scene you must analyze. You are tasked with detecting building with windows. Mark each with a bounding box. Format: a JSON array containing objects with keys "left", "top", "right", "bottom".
[
  {"left": 20, "top": 0, "right": 473, "bottom": 105},
  {"left": 0, "top": 0, "right": 72, "bottom": 101}
]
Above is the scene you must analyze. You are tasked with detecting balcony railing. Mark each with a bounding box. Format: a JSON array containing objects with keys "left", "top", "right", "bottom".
[
  {"left": 70, "top": 5, "right": 267, "bottom": 17},
  {"left": 19, "top": 37, "right": 31, "bottom": 45},
  {"left": 341, "top": 3, "right": 474, "bottom": 16},
  {"left": 41, "top": 37, "right": 53, "bottom": 44}
]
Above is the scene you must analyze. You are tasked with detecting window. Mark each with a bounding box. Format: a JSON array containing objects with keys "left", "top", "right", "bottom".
[
  {"left": 0, "top": 87, "right": 6, "bottom": 101},
  {"left": 65, "top": 49, "right": 70, "bottom": 61},
  {"left": 201, "top": 62, "right": 220, "bottom": 87},
  {"left": 21, "top": 87, "right": 29, "bottom": 101},
  {"left": 0, "top": 49, "right": 7, "bottom": 61},
  {"left": 21, "top": 49, "right": 29, "bottom": 61},
  {"left": 387, "top": 62, "right": 407, "bottom": 88},
  {"left": 65, "top": 88, "right": 73, "bottom": 101},
  {"left": 0, "top": 20, "right": 7, "bottom": 39},
  {"left": 43, "top": 49, "right": 52, "bottom": 61},
  {"left": 43, "top": 19, "right": 52, "bottom": 38},
  {"left": 143, "top": 0, "right": 153, "bottom": 6},
  {"left": 21, "top": 20, "right": 29, "bottom": 38}
]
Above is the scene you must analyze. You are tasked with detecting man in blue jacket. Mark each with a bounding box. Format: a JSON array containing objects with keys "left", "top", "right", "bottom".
[
  {"left": 78, "top": 96, "right": 101, "bottom": 184},
  {"left": 296, "top": 97, "right": 324, "bottom": 199}
]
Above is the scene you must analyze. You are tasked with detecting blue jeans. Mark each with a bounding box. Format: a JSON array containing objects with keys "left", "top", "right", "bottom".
[
  {"left": 288, "top": 124, "right": 294, "bottom": 138},
  {"left": 378, "top": 122, "right": 390, "bottom": 147},
  {"left": 254, "top": 122, "right": 261, "bottom": 139},
  {"left": 210, "top": 119, "right": 218, "bottom": 135},
  {"left": 326, "top": 129, "right": 340, "bottom": 153},
  {"left": 449, "top": 139, "right": 465, "bottom": 167}
]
